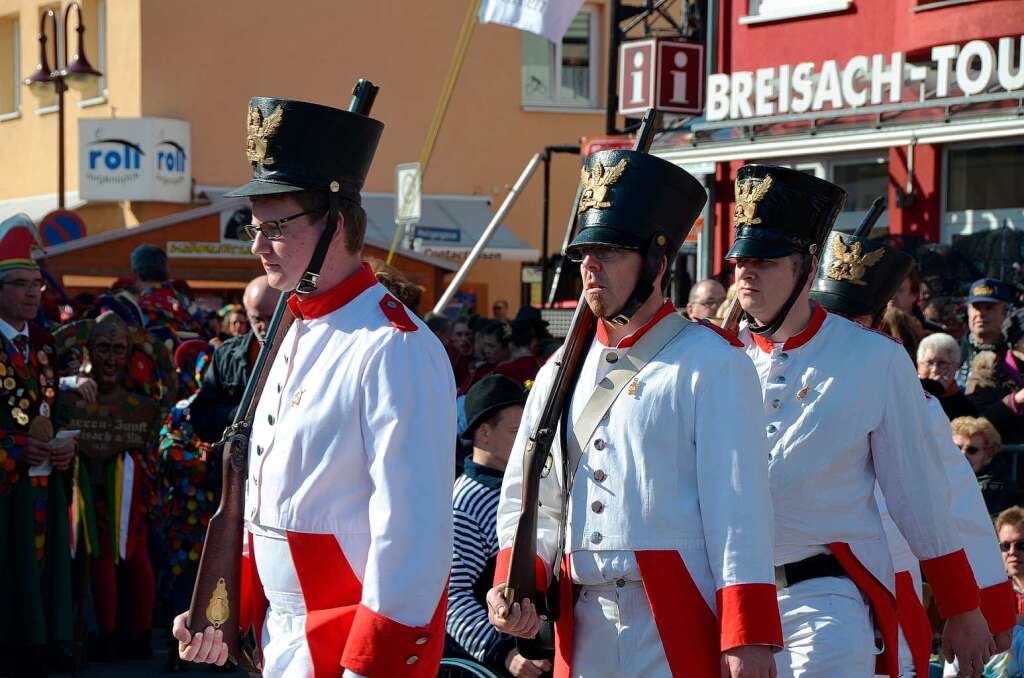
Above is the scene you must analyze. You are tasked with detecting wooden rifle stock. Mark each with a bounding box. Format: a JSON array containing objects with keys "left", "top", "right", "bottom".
[
  {"left": 185, "top": 79, "right": 380, "bottom": 666},
  {"left": 503, "top": 108, "right": 662, "bottom": 613}
]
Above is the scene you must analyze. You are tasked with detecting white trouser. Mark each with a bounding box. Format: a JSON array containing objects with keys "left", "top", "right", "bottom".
[
  {"left": 571, "top": 580, "right": 671, "bottom": 678},
  {"left": 776, "top": 576, "right": 878, "bottom": 678},
  {"left": 251, "top": 526, "right": 314, "bottom": 678}
]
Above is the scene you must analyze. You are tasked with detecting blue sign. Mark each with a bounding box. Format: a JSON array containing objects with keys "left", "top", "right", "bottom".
[{"left": 414, "top": 226, "right": 461, "bottom": 242}]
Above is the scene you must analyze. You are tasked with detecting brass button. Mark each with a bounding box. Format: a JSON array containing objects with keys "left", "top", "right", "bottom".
[
  {"left": 605, "top": 352, "right": 618, "bottom": 363},
  {"left": 589, "top": 531, "right": 603, "bottom": 544},
  {"left": 593, "top": 469, "right": 607, "bottom": 482},
  {"left": 767, "top": 424, "right": 777, "bottom": 434},
  {"left": 775, "top": 375, "right": 786, "bottom": 384},
  {"left": 591, "top": 501, "right": 604, "bottom": 514},
  {"left": 771, "top": 399, "right": 781, "bottom": 409},
  {"left": 415, "top": 636, "right": 428, "bottom": 646},
  {"left": 593, "top": 439, "right": 606, "bottom": 450},
  {"left": 406, "top": 656, "right": 419, "bottom": 665}
]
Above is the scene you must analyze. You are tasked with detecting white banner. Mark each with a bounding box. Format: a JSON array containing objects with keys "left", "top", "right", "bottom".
[{"left": 479, "top": 0, "right": 585, "bottom": 43}]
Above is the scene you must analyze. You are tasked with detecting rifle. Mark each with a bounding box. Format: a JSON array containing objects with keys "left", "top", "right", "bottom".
[
  {"left": 502, "top": 108, "right": 662, "bottom": 636},
  {"left": 185, "top": 78, "right": 380, "bottom": 666}
]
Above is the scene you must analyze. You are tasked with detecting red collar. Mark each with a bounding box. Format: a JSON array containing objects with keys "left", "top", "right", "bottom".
[
  {"left": 596, "top": 299, "right": 677, "bottom": 348},
  {"left": 287, "top": 263, "right": 377, "bottom": 320},
  {"left": 750, "top": 303, "right": 827, "bottom": 353}
]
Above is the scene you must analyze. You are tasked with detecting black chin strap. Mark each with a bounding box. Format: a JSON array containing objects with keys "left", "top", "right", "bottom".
[
  {"left": 746, "top": 254, "right": 813, "bottom": 337},
  {"left": 296, "top": 184, "right": 343, "bottom": 295},
  {"left": 606, "top": 234, "right": 668, "bottom": 326}
]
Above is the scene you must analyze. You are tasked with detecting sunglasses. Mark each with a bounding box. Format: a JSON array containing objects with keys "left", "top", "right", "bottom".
[
  {"left": 241, "top": 209, "right": 324, "bottom": 241},
  {"left": 999, "top": 540, "right": 1024, "bottom": 553},
  {"left": 960, "top": 444, "right": 983, "bottom": 455},
  {"left": 566, "top": 246, "right": 632, "bottom": 264}
]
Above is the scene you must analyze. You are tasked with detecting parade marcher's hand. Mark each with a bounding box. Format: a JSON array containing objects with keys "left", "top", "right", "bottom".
[
  {"left": 994, "top": 629, "right": 1012, "bottom": 654},
  {"left": 505, "top": 649, "right": 552, "bottom": 678},
  {"left": 942, "top": 608, "right": 996, "bottom": 678},
  {"left": 74, "top": 376, "right": 98, "bottom": 404},
  {"left": 486, "top": 585, "right": 542, "bottom": 638},
  {"left": 22, "top": 438, "right": 53, "bottom": 466},
  {"left": 172, "top": 611, "right": 228, "bottom": 666},
  {"left": 721, "top": 645, "right": 777, "bottom": 678},
  {"left": 50, "top": 438, "right": 75, "bottom": 471}
]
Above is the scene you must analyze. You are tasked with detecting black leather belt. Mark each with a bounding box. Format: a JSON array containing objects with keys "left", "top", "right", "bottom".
[{"left": 775, "top": 553, "right": 847, "bottom": 590}]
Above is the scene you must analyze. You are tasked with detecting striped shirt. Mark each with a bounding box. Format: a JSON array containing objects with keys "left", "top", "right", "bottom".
[{"left": 447, "top": 458, "right": 510, "bottom": 665}]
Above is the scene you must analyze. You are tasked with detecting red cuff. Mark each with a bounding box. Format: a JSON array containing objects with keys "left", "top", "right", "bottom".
[
  {"left": 341, "top": 604, "right": 439, "bottom": 676},
  {"left": 716, "top": 583, "right": 784, "bottom": 651},
  {"left": 493, "top": 547, "right": 550, "bottom": 592},
  {"left": 920, "top": 549, "right": 980, "bottom": 618},
  {"left": 980, "top": 580, "right": 1016, "bottom": 634}
]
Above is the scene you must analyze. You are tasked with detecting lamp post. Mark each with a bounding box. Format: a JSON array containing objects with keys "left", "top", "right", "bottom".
[{"left": 24, "top": 3, "right": 102, "bottom": 210}]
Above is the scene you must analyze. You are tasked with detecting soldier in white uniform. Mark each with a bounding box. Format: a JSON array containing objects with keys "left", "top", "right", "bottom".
[
  {"left": 487, "top": 149, "right": 783, "bottom": 678},
  {"left": 725, "top": 164, "right": 996, "bottom": 678},
  {"left": 173, "top": 97, "right": 455, "bottom": 677},
  {"left": 808, "top": 231, "right": 1015, "bottom": 677}
]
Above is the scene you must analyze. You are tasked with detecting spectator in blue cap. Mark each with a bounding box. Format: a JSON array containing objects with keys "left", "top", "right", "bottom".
[{"left": 959, "top": 278, "right": 1024, "bottom": 466}]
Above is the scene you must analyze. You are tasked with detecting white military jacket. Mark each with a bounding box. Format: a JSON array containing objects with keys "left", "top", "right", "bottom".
[
  {"left": 242, "top": 263, "right": 456, "bottom": 676},
  {"left": 740, "top": 305, "right": 980, "bottom": 617},
  {"left": 878, "top": 395, "right": 1014, "bottom": 628},
  {"left": 496, "top": 301, "right": 783, "bottom": 663}
]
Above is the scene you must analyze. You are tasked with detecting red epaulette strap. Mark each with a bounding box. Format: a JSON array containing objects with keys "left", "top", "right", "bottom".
[
  {"left": 494, "top": 546, "right": 551, "bottom": 593},
  {"left": 380, "top": 295, "right": 417, "bottom": 332},
  {"left": 341, "top": 598, "right": 446, "bottom": 677},
  {"left": 920, "top": 549, "right": 981, "bottom": 618},
  {"left": 697, "top": 319, "right": 744, "bottom": 347},
  {"left": 979, "top": 580, "right": 1016, "bottom": 633}
]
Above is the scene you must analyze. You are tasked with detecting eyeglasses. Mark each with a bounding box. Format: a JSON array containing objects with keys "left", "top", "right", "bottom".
[
  {"left": 999, "top": 540, "right": 1024, "bottom": 553},
  {"left": 0, "top": 279, "right": 46, "bottom": 292},
  {"left": 566, "top": 246, "right": 632, "bottom": 264},
  {"left": 920, "top": 359, "right": 955, "bottom": 370},
  {"left": 241, "top": 209, "right": 323, "bottom": 241},
  {"left": 960, "top": 444, "right": 982, "bottom": 455}
]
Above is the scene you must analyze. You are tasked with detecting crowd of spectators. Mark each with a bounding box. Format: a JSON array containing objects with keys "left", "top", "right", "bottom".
[{"left": 9, "top": 233, "right": 1024, "bottom": 677}]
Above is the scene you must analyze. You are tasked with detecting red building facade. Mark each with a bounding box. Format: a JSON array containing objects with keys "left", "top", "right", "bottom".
[{"left": 656, "top": 0, "right": 1024, "bottom": 277}]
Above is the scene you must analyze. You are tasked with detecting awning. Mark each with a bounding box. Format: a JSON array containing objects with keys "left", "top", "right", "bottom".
[{"left": 362, "top": 193, "right": 540, "bottom": 263}]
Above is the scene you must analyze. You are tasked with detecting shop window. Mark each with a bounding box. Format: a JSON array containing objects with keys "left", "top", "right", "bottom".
[
  {"left": 76, "top": 0, "right": 106, "bottom": 105},
  {"left": 947, "top": 144, "right": 1023, "bottom": 211},
  {"left": 833, "top": 159, "right": 888, "bottom": 212},
  {"left": 742, "top": 0, "right": 853, "bottom": 24},
  {"left": 522, "top": 7, "right": 598, "bottom": 109},
  {"left": 0, "top": 15, "right": 18, "bottom": 118}
]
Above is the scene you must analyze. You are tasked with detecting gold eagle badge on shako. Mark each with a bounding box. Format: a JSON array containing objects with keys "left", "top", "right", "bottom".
[
  {"left": 246, "top": 106, "right": 284, "bottom": 166},
  {"left": 827, "top": 233, "right": 885, "bottom": 285},
  {"left": 733, "top": 173, "right": 773, "bottom": 227},
  {"left": 578, "top": 158, "right": 629, "bottom": 214}
]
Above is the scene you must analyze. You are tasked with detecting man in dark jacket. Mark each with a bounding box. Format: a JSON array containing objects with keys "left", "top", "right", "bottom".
[{"left": 191, "top": 275, "right": 279, "bottom": 443}]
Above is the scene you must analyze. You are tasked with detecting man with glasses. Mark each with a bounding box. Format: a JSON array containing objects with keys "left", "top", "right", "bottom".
[
  {"left": 0, "top": 216, "right": 77, "bottom": 675},
  {"left": 685, "top": 278, "right": 727, "bottom": 321},
  {"left": 173, "top": 97, "right": 455, "bottom": 677},
  {"left": 489, "top": 149, "right": 782, "bottom": 678},
  {"left": 191, "top": 275, "right": 280, "bottom": 444}
]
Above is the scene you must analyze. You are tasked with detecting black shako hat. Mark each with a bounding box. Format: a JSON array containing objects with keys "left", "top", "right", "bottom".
[
  {"left": 810, "top": 232, "right": 914, "bottom": 318},
  {"left": 464, "top": 374, "right": 528, "bottom": 436},
  {"left": 566, "top": 150, "right": 707, "bottom": 259},
  {"left": 225, "top": 97, "right": 383, "bottom": 204},
  {"left": 725, "top": 165, "right": 847, "bottom": 260}
]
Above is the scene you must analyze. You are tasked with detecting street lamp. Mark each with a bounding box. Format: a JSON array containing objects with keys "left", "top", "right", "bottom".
[{"left": 24, "top": 3, "right": 102, "bottom": 210}]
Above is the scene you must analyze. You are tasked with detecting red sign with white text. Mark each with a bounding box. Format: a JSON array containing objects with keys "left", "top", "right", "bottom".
[{"left": 619, "top": 39, "right": 704, "bottom": 116}]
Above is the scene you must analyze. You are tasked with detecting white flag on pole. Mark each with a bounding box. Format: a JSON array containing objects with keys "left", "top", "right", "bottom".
[{"left": 478, "top": 0, "right": 586, "bottom": 43}]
